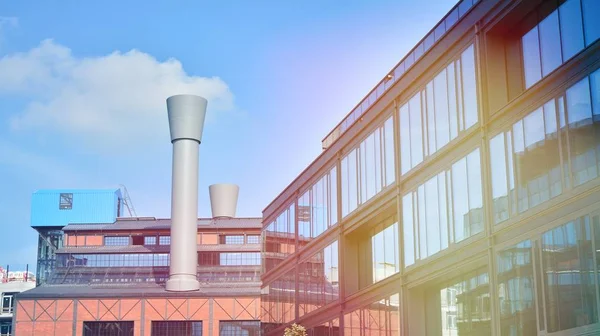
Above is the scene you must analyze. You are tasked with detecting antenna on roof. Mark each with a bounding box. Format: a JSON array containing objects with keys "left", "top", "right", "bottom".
[{"left": 119, "top": 184, "right": 137, "bottom": 217}]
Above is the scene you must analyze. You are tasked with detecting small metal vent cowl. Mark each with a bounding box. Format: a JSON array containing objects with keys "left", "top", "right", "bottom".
[{"left": 209, "top": 184, "right": 239, "bottom": 218}]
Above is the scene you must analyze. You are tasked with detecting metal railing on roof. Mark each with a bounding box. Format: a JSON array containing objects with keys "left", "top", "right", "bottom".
[{"left": 321, "top": 0, "right": 479, "bottom": 150}]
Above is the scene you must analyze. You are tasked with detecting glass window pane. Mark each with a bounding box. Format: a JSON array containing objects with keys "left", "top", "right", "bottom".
[
  {"left": 341, "top": 156, "right": 349, "bottom": 217},
  {"left": 403, "top": 194, "right": 415, "bottom": 266},
  {"left": 418, "top": 185, "right": 427, "bottom": 259},
  {"left": 497, "top": 240, "right": 536, "bottom": 335},
  {"left": 461, "top": 45, "right": 478, "bottom": 129},
  {"left": 438, "top": 173, "right": 449, "bottom": 250},
  {"left": 566, "top": 77, "right": 597, "bottom": 186},
  {"left": 582, "top": 0, "right": 600, "bottom": 46},
  {"left": 542, "top": 217, "right": 598, "bottom": 332},
  {"left": 559, "top": 0, "right": 585, "bottom": 60},
  {"left": 447, "top": 63, "right": 459, "bottom": 140},
  {"left": 490, "top": 133, "right": 509, "bottom": 223},
  {"left": 427, "top": 82, "right": 436, "bottom": 155},
  {"left": 435, "top": 69, "right": 450, "bottom": 149},
  {"left": 523, "top": 26, "right": 542, "bottom": 88},
  {"left": 384, "top": 117, "right": 395, "bottom": 186},
  {"left": 590, "top": 69, "right": 600, "bottom": 116},
  {"left": 409, "top": 93, "right": 424, "bottom": 168},
  {"left": 425, "top": 176, "right": 441, "bottom": 256},
  {"left": 452, "top": 157, "right": 469, "bottom": 242},
  {"left": 539, "top": 11, "right": 562, "bottom": 76},
  {"left": 330, "top": 166, "right": 338, "bottom": 226},
  {"left": 467, "top": 150, "right": 483, "bottom": 236},
  {"left": 348, "top": 149, "right": 358, "bottom": 214},
  {"left": 400, "top": 104, "right": 412, "bottom": 175}
]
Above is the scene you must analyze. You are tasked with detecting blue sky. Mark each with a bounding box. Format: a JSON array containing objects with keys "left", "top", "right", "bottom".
[{"left": 0, "top": 0, "right": 457, "bottom": 269}]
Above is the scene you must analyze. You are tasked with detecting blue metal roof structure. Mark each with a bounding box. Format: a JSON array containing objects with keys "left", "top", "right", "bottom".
[{"left": 31, "top": 189, "right": 122, "bottom": 227}]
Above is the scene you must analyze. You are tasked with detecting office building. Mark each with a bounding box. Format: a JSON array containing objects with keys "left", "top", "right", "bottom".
[{"left": 261, "top": 0, "right": 600, "bottom": 335}]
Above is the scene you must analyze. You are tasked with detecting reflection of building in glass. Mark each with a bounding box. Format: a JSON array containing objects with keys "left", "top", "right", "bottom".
[{"left": 261, "top": 0, "right": 600, "bottom": 335}]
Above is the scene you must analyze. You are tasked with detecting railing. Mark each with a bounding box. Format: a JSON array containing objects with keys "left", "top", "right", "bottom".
[{"left": 321, "top": 0, "right": 479, "bottom": 149}]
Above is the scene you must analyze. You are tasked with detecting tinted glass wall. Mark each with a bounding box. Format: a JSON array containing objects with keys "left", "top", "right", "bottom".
[
  {"left": 522, "top": 0, "right": 600, "bottom": 88},
  {"left": 262, "top": 273, "right": 296, "bottom": 333},
  {"left": 497, "top": 211, "right": 600, "bottom": 335},
  {"left": 263, "top": 203, "right": 296, "bottom": 273},
  {"left": 298, "top": 240, "right": 339, "bottom": 317},
  {"left": 436, "top": 268, "right": 491, "bottom": 336},
  {"left": 490, "top": 69, "right": 600, "bottom": 224},
  {"left": 341, "top": 116, "right": 395, "bottom": 217},
  {"left": 58, "top": 253, "right": 170, "bottom": 267},
  {"left": 371, "top": 222, "right": 399, "bottom": 283},
  {"left": 298, "top": 166, "right": 338, "bottom": 243},
  {"left": 403, "top": 149, "right": 483, "bottom": 266},
  {"left": 219, "top": 321, "right": 261, "bottom": 336},
  {"left": 343, "top": 293, "right": 400, "bottom": 336},
  {"left": 400, "top": 45, "right": 478, "bottom": 175}
]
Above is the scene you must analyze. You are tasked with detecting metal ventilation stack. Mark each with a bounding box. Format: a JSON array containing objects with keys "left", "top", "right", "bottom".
[{"left": 165, "top": 94, "right": 207, "bottom": 292}]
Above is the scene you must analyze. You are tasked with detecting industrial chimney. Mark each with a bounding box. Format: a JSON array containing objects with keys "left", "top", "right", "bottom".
[
  {"left": 209, "top": 184, "right": 239, "bottom": 218},
  {"left": 165, "top": 94, "right": 206, "bottom": 292}
]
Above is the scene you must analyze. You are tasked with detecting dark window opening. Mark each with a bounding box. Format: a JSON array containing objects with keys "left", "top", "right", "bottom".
[
  {"left": 59, "top": 193, "right": 73, "bottom": 210},
  {"left": 151, "top": 321, "right": 202, "bottom": 336},
  {"left": 132, "top": 236, "right": 144, "bottom": 246},
  {"left": 83, "top": 321, "right": 134, "bottom": 336}
]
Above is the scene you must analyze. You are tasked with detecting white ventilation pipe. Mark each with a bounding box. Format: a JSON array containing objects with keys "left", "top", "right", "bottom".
[
  {"left": 165, "top": 94, "right": 206, "bottom": 292},
  {"left": 209, "top": 184, "right": 239, "bottom": 218}
]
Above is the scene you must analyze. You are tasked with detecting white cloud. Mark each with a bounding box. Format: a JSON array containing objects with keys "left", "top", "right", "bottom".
[{"left": 0, "top": 39, "right": 236, "bottom": 150}]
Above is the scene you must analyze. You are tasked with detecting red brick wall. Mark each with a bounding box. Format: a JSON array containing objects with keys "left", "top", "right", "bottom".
[{"left": 15, "top": 296, "right": 260, "bottom": 336}]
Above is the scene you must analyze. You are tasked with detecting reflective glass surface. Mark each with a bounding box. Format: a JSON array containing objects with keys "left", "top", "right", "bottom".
[
  {"left": 343, "top": 293, "right": 400, "bottom": 336},
  {"left": 372, "top": 223, "right": 399, "bottom": 283},
  {"left": 298, "top": 166, "right": 337, "bottom": 246},
  {"left": 439, "top": 268, "right": 491, "bottom": 335},
  {"left": 539, "top": 11, "right": 562, "bottom": 76},
  {"left": 522, "top": 27, "right": 542, "bottom": 88},
  {"left": 490, "top": 69, "right": 600, "bottom": 224},
  {"left": 497, "top": 240, "right": 536, "bottom": 336},
  {"left": 219, "top": 321, "right": 260, "bottom": 336},
  {"left": 263, "top": 203, "right": 295, "bottom": 274},
  {"left": 521, "top": 0, "right": 598, "bottom": 88},
  {"left": 261, "top": 273, "right": 295, "bottom": 333},
  {"left": 399, "top": 45, "right": 478, "bottom": 175},
  {"left": 298, "top": 240, "right": 339, "bottom": 317},
  {"left": 341, "top": 117, "right": 395, "bottom": 217},
  {"left": 404, "top": 149, "right": 482, "bottom": 266}
]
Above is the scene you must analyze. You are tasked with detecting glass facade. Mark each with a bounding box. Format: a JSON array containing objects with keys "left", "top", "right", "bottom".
[
  {"left": 399, "top": 45, "right": 478, "bottom": 175},
  {"left": 298, "top": 241, "right": 339, "bottom": 317},
  {"left": 151, "top": 321, "right": 202, "bottom": 336},
  {"left": 263, "top": 203, "right": 296, "bottom": 274},
  {"left": 219, "top": 252, "right": 261, "bottom": 266},
  {"left": 219, "top": 321, "right": 260, "bottom": 336},
  {"left": 104, "top": 236, "right": 129, "bottom": 246},
  {"left": 522, "top": 0, "right": 600, "bottom": 88},
  {"left": 247, "top": 235, "right": 260, "bottom": 244},
  {"left": 343, "top": 293, "right": 400, "bottom": 336},
  {"left": 438, "top": 269, "right": 491, "bottom": 336},
  {"left": 224, "top": 235, "right": 245, "bottom": 244},
  {"left": 403, "top": 149, "right": 483, "bottom": 266},
  {"left": 159, "top": 236, "right": 171, "bottom": 245},
  {"left": 83, "top": 321, "right": 134, "bottom": 336},
  {"left": 341, "top": 116, "right": 395, "bottom": 217},
  {"left": 490, "top": 68, "right": 600, "bottom": 224},
  {"left": 57, "top": 253, "right": 170, "bottom": 267},
  {"left": 298, "top": 166, "right": 338, "bottom": 242},
  {"left": 496, "top": 211, "right": 600, "bottom": 335},
  {"left": 144, "top": 236, "right": 157, "bottom": 245},
  {"left": 261, "top": 1, "right": 600, "bottom": 335},
  {"left": 261, "top": 273, "right": 295, "bottom": 334},
  {"left": 305, "top": 318, "right": 339, "bottom": 336},
  {"left": 371, "top": 222, "right": 399, "bottom": 283}
]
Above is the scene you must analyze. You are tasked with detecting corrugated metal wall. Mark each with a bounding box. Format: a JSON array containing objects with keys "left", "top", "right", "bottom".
[{"left": 31, "top": 189, "right": 122, "bottom": 227}]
